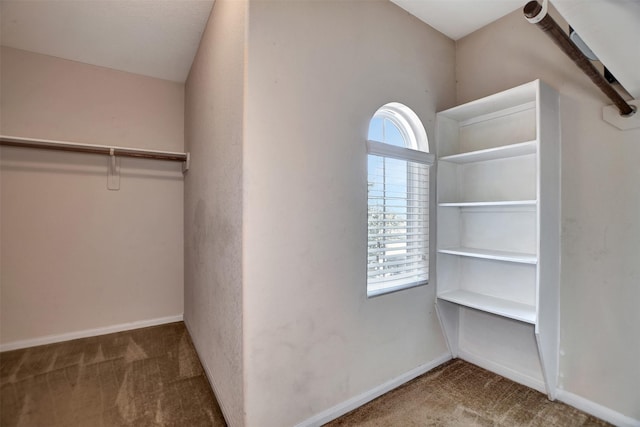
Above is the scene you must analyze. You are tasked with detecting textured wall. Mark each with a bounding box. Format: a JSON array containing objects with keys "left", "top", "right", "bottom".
[
  {"left": 183, "top": 1, "right": 246, "bottom": 426},
  {"left": 456, "top": 8, "right": 640, "bottom": 420},
  {"left": 243, "top": 1, "right": 455, "bottom": 425},
  {"left": 0, "top": 47, "right": 184, "bottom": 347}
]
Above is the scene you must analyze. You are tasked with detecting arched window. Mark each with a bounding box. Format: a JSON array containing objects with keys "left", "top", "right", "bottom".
[{"left": 367, "top": 103, "right": 433, "bottom": 297}]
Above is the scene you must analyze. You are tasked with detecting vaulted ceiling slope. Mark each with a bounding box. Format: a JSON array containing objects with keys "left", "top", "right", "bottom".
[
  {"left": 1, "top": 0, "right": 638, "bottom": 99},
  {"left": 0, "top": 0, "right": 215, "bottom": 83},
  {"left": 552, "top": 0, "right": 640, "bottom": 99},
  {"left": 390, "top": 0, "right": 524, "bottom": 40}
]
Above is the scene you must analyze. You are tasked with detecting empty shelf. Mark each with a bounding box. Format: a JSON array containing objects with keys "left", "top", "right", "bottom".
[
  {"left": 438, "top": 200, "right": 537, "bottom": 207},
  {"left": 439, "top": 141, "right": 536, "bottom": 164},
  {"left": 437, "top": 82, "right": 537, "bottom": 122},
  {"left": 438, "top": 247, "right": 537, "bottom": 264},
  {"left": 438, "top": 289, "right": 536, "bottom": 324}
]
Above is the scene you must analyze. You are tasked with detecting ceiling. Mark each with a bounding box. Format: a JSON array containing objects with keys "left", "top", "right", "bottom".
[
  {"left": 391, "top": 0, "right": 525, "bottom": 40},
  {"left": 0, "top": 0, "right": 529, "bottom": 83},
  {"left": 552, "top": 0, "right": 640, "bottom": 99},
  {"left": 0, "top": 0, "right": 638, "bottom": 99},
  {"left": 0, "top": 0, "right": 215, "bottom": 82},
  {"left": 391, "top": 0, "right": 639, "bottom": 99}
]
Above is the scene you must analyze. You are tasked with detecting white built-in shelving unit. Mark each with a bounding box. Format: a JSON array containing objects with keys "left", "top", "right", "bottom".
[{"left": 435, "top": 80, "right": 560, "bottom": 399}]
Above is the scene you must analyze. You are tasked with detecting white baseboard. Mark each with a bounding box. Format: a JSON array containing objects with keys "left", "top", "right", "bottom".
[
  {"left": 458, "top": 350, "right": 639, "bottom": 426},
  {"left": 556, "top": 389, "right": 640, "bottom": 427},
  {"left": 294, "top": 353, "right": 452, "bottom": 427},
  {"left": 0, "top": 314, "right": 184, "bottom": 352},
  {"left": 457, "top": 349, "right": 547, "bottom": 395}
]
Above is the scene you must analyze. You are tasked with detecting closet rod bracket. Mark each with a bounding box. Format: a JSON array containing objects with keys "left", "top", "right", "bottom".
[
  {"left": 603, "top": 100, "right": 640, "bottom": 130},
  {"left": 183, "top": 152, "right": 191, "bottom": 173},
  {"left": 107, "top": 147, "right": 120, "bottom": 190}
]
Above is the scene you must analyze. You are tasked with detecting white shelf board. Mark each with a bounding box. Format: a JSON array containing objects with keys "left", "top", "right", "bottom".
[
  {"left": 437, "top": 80, "right": 538, "bottom": 122},
  {"left": 438, "top": 247, "right": 538, "bottom": 264},
  {"left": 438, "top": 200, "right": 537, "bottom": 207},
  {"left": 438, "top": 289, "right": 536, "bottom": 324},
  {"left": 439, "top": 140, "right": 536, "bottom": 164}
]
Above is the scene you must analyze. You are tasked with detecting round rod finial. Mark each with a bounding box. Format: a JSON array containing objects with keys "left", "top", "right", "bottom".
[{"left": 524, "top": 1, "right": 543, "bottom": 19}]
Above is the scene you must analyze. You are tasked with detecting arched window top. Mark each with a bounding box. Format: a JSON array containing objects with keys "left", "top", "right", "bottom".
[{"left": 368, "top": 102, "right": 429, "bottom": 152}]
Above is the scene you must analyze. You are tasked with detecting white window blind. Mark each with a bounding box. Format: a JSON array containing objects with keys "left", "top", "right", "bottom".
[{"left": 367, "top": 141, "right": 433, "bottom": 297}]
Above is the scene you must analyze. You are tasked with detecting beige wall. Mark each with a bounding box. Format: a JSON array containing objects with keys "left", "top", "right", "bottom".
[
  {"left": 183, "top": 1, "right": 246, "bottom": 426},
  {"left": 243, "top": 1, "right": 455, "bottom": 425},
  {"left": 456, "top": 9, "right": 640, "bottom": 420},
  {"left": 0, "top": 47, "right": 185, "bottom": 347}
]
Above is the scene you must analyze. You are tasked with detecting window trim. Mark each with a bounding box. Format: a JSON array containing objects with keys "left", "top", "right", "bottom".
[
  {"left": 367, "top": 140, "right": 434, "bottom": 166},
  {"left": 371, "top": 103, "right": 429, "bottom": 152}
]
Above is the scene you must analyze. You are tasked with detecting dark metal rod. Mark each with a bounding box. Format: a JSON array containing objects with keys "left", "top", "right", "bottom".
[
  {"left": 0, "top": 136, "right": 188, "bottom": 162},
  {"left": 523, "top": 1, "right": 634, "bottom": 116}
]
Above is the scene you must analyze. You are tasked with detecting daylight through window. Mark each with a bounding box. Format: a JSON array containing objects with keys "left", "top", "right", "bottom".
[{"left": 367, "top": 103, "right": 433, "bottom": 297}]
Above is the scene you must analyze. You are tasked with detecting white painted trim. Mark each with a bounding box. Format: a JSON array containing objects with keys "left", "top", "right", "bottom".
[
  {"left": 524, "top": 0, "right": 548, "bottom": 24},
  {"left": 0, "top": 314, "right": 183, "bottom": 352},
  {"left": 457, "top": 349, "right": 547, "bottom": 395},
  {"left": 556, "top": 389, "right": 640, "bottom": 427},
  {"left": 294, "top": 353, "right": 452, "bottom": 427},
  {"left": 183, "top": 318, "right": 234, "bottom": 427}
]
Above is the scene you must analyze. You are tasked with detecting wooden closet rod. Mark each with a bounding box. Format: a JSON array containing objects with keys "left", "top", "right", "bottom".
[
  {"left": 523, "top": 0, "right": 635, "bottom": 117},
  {"left": 0, "top": 135, "right": 190, "bottom": 170}
]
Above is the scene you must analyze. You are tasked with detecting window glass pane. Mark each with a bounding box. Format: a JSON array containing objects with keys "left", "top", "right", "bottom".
[
  {"left": 368, "top": 116, "right": 406, "bottom": 148},
  {"left": 367, "top": 154, "right": 429, "bottom": 296},
  {"left": 368, "top": 116, "right": 384, "bottom": 142},
  {"left": 382, "top": 118, "right": 405, "bottom": 147},
  {"left": 366, "top": 103, "right": 430, "bottom": 297}
]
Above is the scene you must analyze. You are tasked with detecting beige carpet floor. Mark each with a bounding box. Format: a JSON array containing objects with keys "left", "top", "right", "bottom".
[
  {"left": 0, "top": 322, "right": 225, "bottom": 427},
  {"left": 327, "top": 359, "right": 610, "bottom": 426},
  {"left": 1, "top": 322, "right": 610, "bottom": 426}
]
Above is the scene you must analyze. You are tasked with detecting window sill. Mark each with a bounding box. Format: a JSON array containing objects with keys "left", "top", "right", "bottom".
[{"left": 367, "top": 280, "right": 429, "bottom": 298}]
